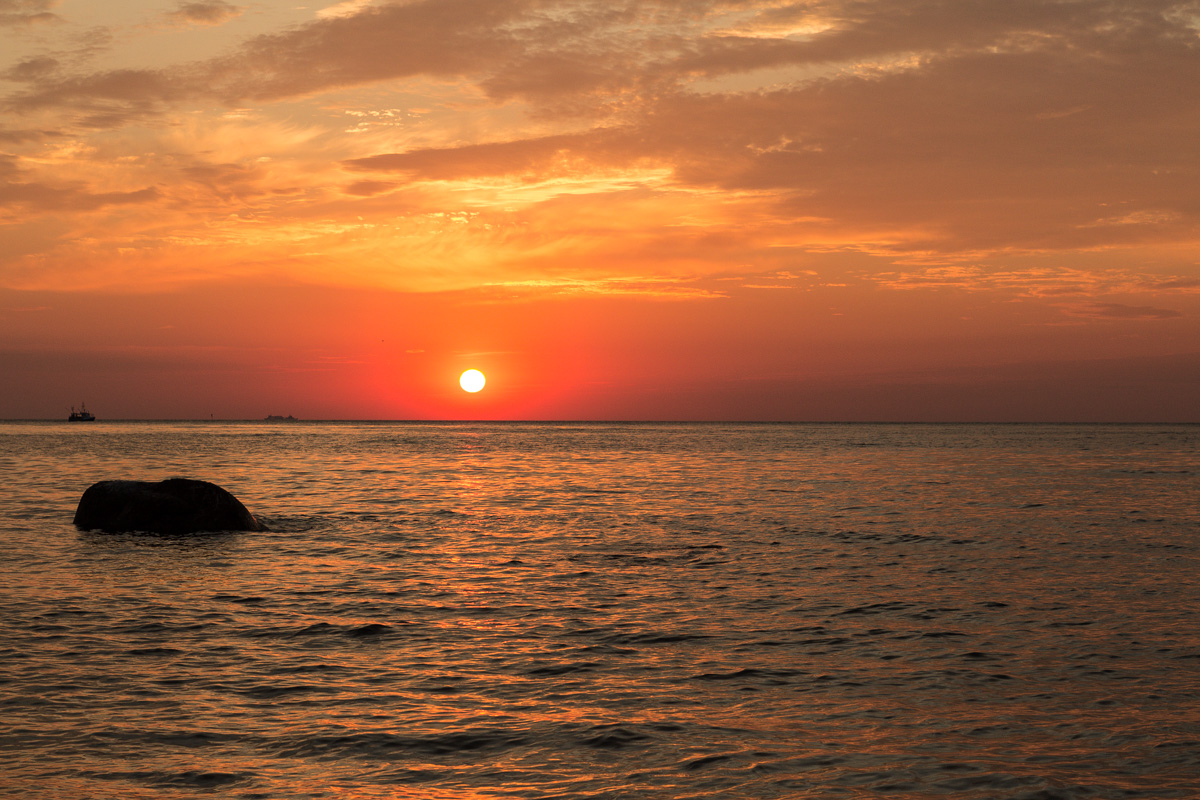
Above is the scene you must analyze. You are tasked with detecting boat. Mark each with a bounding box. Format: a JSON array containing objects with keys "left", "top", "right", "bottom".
[
  {"left": 68, "top": 403, "right": 96, "bottom": 422},
  {"left": 264, "top": 414, "right": 298, "bottom": 422}
]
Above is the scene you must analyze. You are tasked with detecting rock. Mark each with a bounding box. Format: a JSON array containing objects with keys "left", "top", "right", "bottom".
[{"left": 73, "top": 478, "right": 266, "bottom": 534}]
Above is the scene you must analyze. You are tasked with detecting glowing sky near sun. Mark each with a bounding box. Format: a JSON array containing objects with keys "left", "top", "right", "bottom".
[{"left": 1, "top": 0, "right": 1199, "bottom": 420}]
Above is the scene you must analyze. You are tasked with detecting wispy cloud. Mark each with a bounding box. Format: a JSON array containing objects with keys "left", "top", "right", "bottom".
[
  {"left": 0, "top": 0, "right": 59, "bottom": 27},
  {"left": 0, "top": 182, "right": 157, "bottom": 211},
  {"left": 1068, "top": 302, "right": 1183, "bottom": 320},
  {"left": 482, "top": 276, "right": 726, "bottom": 300},
  {"left": 316, "top": 0, "right": 375, "bottom": 20},
  {"left": 165, "top": 1, "right": 242, "bottom": 27},
  {"left": 868, "top": 265, "right": 1200, "bottom": 298}
]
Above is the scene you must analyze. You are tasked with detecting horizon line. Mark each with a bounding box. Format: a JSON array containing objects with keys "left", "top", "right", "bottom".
[{"left": 4, "top": 418, "right": 1199, "bottom": 426}]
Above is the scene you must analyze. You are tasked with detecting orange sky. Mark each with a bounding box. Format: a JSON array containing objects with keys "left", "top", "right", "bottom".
[{"left": 2, "top": 0, "right": 1199, "bottom": 420}]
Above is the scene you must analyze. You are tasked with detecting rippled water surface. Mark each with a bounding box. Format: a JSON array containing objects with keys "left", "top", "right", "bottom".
[{"left": 2, "top": 422, "right": 1199, "bottom": 799}]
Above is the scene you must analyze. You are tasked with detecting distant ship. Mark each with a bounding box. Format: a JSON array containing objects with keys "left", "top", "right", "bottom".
[
  {"left": 264, "top": 414, "right": 298, "bottom": 422},
  {"left": 68, "top": 403, "right": 96, "bottom": 422}
]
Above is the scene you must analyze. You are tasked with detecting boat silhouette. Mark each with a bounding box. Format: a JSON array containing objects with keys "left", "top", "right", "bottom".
[{"left": 68, "top": 403, "right": 96, "bottom": 422}]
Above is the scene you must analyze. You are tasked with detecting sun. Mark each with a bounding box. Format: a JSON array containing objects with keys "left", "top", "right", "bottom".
[{"left": 459, "top": 369, "right": 486, "bottom": 393}]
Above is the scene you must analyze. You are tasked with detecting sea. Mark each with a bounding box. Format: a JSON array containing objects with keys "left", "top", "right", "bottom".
[{"left": 1, "top": 421, "right": 1198, "bottom": 799}]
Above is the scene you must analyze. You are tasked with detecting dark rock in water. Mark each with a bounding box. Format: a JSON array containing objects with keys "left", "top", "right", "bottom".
[{"left": 73, "top": 478, "right": 266, "bottom": 534}]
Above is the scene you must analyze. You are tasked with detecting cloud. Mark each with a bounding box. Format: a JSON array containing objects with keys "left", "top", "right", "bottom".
[
  {"left": 481, "top": 275, "right": 726, "bottom": 300},
  {"left": 5, "top": 67, "right": 179, "bottom": 128},
  {"left": 312, "top": 0, "right": 1200, "bottom": 258},
  {"left": 166, "top": 1, "right": 242, "bottom": 27},
  {"left": 868, "top": 265, "right": 1200, "bottom": 299},
  {"left": 1070, "top": 302, "right": 1183, "bottom": 320},
  {"left": 4, "top": 56, "right": 59, "bottom": 82},
  {"left": 1152, "top": 277, "right": 1200, "bottom": 290},
  {"left": 669, "top": 0, "right": 1188, "bottom": 76},
  {"left": 4, "top": 0, "right": 532, "bottom": 116},
  {"left": 0, "top": 182, "right": 158, "bottom": 211},
  {"left": 317, "top": 0, "right": 375, "bottom": 20},
  {"left": 3, "top": 0, "right": 1200, "bottom": 295},
  {"left": 0, "top": 127, "right": 60, "bottom": 143},
  {"left": 178, "top": 161, "right": 277, "bottom": 204},
  {"left": 343, "top": 132, "right": 623, "bottom": 181},
  {"left": 211, "top": 0, "right": 533, "bottom": 102},
  {"left": 0, "top": 0, "right": 58, "bottom": 26},
  {"left": 342, "top": 180, "right": 397, "bottom": 196}
]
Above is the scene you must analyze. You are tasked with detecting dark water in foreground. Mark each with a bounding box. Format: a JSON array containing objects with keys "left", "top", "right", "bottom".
[{"left": 1, "top": 422, "right": 1198, "bottom": 799}]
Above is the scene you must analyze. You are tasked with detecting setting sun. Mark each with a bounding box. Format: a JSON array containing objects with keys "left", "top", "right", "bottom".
[{"left": 459, "top": 369, "right": 486, "bottom": 393}]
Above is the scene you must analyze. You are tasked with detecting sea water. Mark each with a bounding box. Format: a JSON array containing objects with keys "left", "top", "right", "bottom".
[{"left": 1, "top": 421, "right": 1198, "bottom": 799}]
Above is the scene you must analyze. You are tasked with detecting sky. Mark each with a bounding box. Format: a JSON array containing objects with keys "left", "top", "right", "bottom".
[{"left": 1, "top": 0, "right": 1199, "bottom": 420}]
